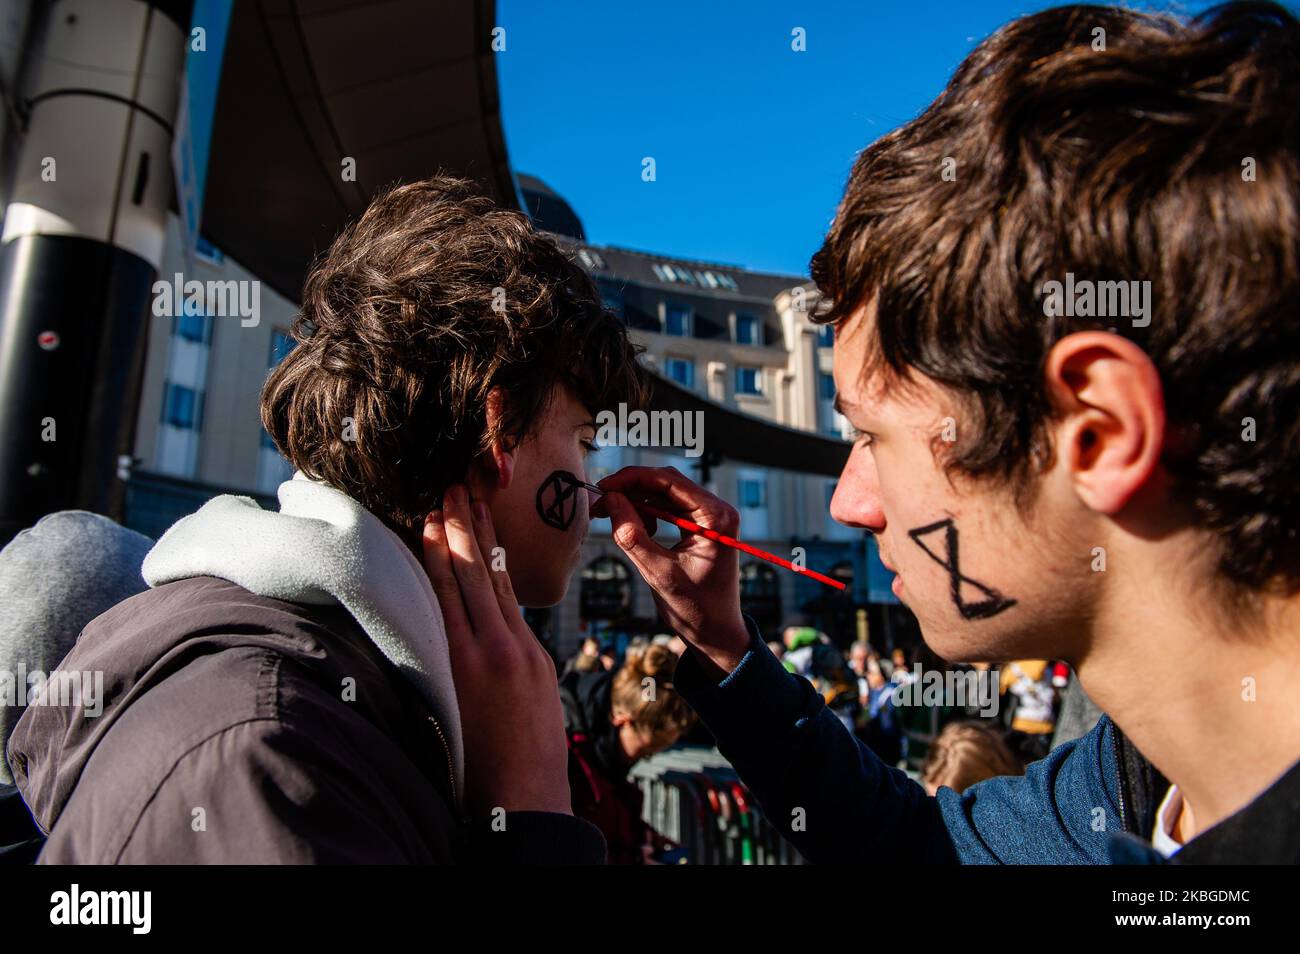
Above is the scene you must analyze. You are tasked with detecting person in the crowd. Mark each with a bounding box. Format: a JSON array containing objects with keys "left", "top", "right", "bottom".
[
  {"left": 1000, "top": 660, "right": 1058, "bottom": 763},
  {"left": 560, "top": 644, "right": 696, "bottom": 864},
  {"left": 922, "top": 722, "right": 1024, "bottom": 796},
  {"left": 781, "top": 627, "right": 858, "bottom": 731},
  {"left": 564, "top": 636, "right": 603, "bottom": 677},
  {"left": 766, "top": 641, "right": 786, "bottom": 663},
  {"left": 623, "top": 636, "right": 651, "bottom": 667},
  {"left": 0, "top": 511, "right": 154, "bottom": 863},
  {"left": 7, "top": 175, "right": 652, "bottom": 863},
  {"left": 889, "top": 648, "right": 913, "bottom": 687},
  {"left": 854, "top": 657, "right": 903, "bottom": 766},
  {"left": 590, "top": 4, "right": 1300, "bottom": 863},
  {"left": 847, "top": 640, "right": 873, "bottom": 680},
  {"left": 877, "top": 648, "right": 895, "bottom": 680},
  {"left": 778, "top": 625, "right": 819, "bottom": 675}
]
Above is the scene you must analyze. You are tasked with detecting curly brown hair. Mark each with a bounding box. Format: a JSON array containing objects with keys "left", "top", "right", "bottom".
[
  {"left": 811, "top": 3, "right": 1300, "bottom": 593},
  {"left": 261, "top": 175, "right": 651, "bottom": 540}
]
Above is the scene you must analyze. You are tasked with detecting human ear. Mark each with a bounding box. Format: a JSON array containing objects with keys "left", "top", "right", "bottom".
[
  {"left": 481, "top": 387, "right": 515, "bottom": 491},
  {"left": 1043, "top": 331, "right": 1166, "bottom": 514}
]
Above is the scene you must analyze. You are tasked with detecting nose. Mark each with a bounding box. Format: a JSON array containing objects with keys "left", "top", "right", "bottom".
[{"left": 829, "top": 445, "right": 886, "bottom": 533}]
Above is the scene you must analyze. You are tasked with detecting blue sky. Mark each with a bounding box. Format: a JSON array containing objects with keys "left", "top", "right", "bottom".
[{"left": 498, "top": 0, "right": 1240, "bottom": 277}]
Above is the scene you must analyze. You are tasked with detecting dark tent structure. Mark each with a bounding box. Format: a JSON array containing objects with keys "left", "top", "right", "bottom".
[{"left": 201, "top": 0, "right": 516, "bottom": 303}]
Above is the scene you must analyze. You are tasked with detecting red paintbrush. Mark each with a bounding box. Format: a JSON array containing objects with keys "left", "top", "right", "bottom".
[{"left": 575, "top": 477, "right": 847, "bottom": 591}]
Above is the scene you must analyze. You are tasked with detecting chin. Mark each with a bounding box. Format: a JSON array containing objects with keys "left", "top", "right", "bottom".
[
  {"left": 925, "top": 616, "right": 1057, "bottom": 665},
  {"left": 917, "top": 619, "right": 1015, "bottom": 665},
  {"left": 518, "top": 575, "right": 569, "bottom": 609}
]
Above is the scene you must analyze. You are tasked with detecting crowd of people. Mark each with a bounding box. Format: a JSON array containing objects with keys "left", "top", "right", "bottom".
[{"left": 554, "top": 619, "right": 1087, "bottom": 862}]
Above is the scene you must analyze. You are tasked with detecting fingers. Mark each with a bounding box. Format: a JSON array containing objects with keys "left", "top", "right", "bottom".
[
  {"left": 422, "top": 508, "right": 473, "bottom": 647},
  {"left": 466, "top": 494, "right": 531, "bottom": 643},
  {"left": 600, "top": 490, "right": 675, "bottom": 581},
  {"left": 439, "top": 484, "right": 509, "bottom": 642},
  {"left": 589, "top": 487, "right": 657, "bottom": 535},
  {"left": 597, "top": 465, "right": 738, "bottom": 533}
]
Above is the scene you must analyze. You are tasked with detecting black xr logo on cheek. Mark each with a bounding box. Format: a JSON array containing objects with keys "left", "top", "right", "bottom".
[
  {"left": 537, "top": 470, "right": 582, "bottom": 531},
  {"left": 907, "top": 518, "right": 1017, "bottom": 620}
]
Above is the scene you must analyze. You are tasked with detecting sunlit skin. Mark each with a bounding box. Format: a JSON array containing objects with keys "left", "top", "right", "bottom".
[
  {"left": 829, "top": 312, "right": 1091, "bottom": 664},
  {"left": 465, "top": 384, "right": 598, "bottom": 607},
  {"left": 826, "top": 302, "right": 1300, "bottom": 840}
]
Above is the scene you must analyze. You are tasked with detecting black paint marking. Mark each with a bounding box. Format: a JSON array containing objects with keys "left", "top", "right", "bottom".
[
  {"left": 537, "top": 470, "right": 583, "bottom": 531},
  {"left": 907, "top": 518, "right": 1017, "bottom": 620}
]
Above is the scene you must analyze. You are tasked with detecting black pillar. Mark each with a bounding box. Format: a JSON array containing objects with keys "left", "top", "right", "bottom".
[{"left": 0, "top": 0, "right": 191, "bottom": 544}]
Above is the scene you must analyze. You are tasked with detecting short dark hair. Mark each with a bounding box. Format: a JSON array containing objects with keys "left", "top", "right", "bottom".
[
  {"left": 262, "top": 175, "right": 651, "bottom": 538},
  {"left": 811, "top": 2, "right": 1300, "bottom": 592}
]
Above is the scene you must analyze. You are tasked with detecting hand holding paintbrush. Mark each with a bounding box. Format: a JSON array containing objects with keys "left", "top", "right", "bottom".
[
  {"left": 569, "top": 473, "right": 845, "bottom": 591},
  {"left": 581, "top": 466, "right": 843, "bottom": 678}
]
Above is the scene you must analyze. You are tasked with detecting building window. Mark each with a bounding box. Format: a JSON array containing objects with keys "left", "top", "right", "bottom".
[
  {"left": 596, "top": 279, "right": 625, "bottom": 320},
  {"left": 735, "top": 313, "right": 760, "bottom": 345},
  {"left": 739, "top": 475, "right": 766, "bottom": 509},
  {"left": 664, "top": 357, "right": 695, "bottom": 388},
  {"left": 818, "top": 324, "right": 834, "bottom": 348},
  {"left": 735, "top": 365, "right": 762, "bottom": 395},
  {"left": 162, "top": 383, "right": 202, "bottom": 430},
  {"left": 664, "top": 304, "right": 692, "bottom": 337},
  {"left": 175, "top": 306, "right": 210, "bottom": 344}
]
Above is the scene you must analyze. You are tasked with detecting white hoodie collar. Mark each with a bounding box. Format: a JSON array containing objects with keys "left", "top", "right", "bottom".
[{"left": 141, "top": 471, "right": 463, "bottom": 804}]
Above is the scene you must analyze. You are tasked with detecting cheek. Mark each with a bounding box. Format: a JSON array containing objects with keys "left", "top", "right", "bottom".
[{"left": 540, "top": 437, "right": 589, "bottom": 483}]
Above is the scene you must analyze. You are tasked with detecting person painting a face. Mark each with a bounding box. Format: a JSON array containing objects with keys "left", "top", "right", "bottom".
[{"left": 584, "top": 3, "right": 1300, "bottom": 866}]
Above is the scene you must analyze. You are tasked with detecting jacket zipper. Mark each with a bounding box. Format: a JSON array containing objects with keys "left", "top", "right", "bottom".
[
  {"left": 428, "top": 715, "right": 455, "bottom": 799},
  {"left": 1114, "top": 743, "right": 1128, "bottom": 832}
]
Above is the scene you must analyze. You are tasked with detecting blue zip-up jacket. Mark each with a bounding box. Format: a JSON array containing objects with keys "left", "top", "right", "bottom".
[{"left": 674, "top": 617, "right": 1172, "bottom": 864}]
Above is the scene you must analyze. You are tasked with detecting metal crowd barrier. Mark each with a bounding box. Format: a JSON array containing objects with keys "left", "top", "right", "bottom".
[{"left": 629, "top": 747, "right": 806, "bottom": 865}]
